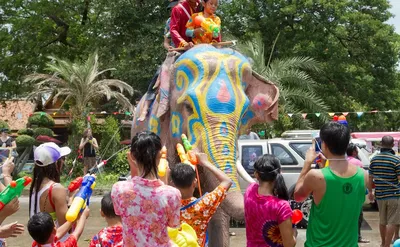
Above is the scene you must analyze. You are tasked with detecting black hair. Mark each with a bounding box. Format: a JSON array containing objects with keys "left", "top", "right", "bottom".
[
  {"left": 382, "top": 135, "right": 394, "bottom": 148},
  {"left": 130, "top": 131, "right": 162, "bottom": 178},
  {"left": 170, "top": 163, "right": 196, "bottom": 188},
  {"left": 29, "top": 164, "right": 61, "bottom": 217},
  {"left": 320, "top": 122, "right": 350, "bottom": 156},
  {"left": 101, "top": 192, "right": 118, "bottom": 218},
  {"left": 254, "top": 154, "right": 289, "bottom": 200},
  {"left": 28, "top": 212, "right": 55, "bottom": 244},
  {"left": 346, "top": 143, "right": 358, "bottom": 157}
]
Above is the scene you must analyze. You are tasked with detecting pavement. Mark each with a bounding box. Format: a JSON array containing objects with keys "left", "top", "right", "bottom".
[{"left": 6, "top": 197, "right": 382, "bottom": 246}]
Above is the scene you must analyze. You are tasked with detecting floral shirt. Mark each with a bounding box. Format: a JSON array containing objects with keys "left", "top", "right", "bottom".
[
  {"left": 180, "top": 185, "right": 227, "bottom": 246},
  {"left": 32, "top": 236, "right": 77, "bottom": 247},
  {"left": 111, "top": 177, "right": 181, "bottom": 247},
  {"left": 89, "top": 226, "right": 123, "bottom": 247},
  {"left": 244, "top": 183, "right": 292, "bottom": 247}
]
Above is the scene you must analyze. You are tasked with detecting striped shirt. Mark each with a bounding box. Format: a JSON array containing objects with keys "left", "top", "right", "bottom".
[{"left": 369, "top": 151, "right": 400, "bottom": 200}]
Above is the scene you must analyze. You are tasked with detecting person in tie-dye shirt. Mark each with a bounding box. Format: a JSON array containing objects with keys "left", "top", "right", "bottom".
[{"left": 111, "top": 131, "right": 181, "bottom": 247}]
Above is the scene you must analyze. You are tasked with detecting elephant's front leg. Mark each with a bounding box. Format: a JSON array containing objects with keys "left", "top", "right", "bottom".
[{"left": 208, "top": 207, "right": 230, "bottom": 247}]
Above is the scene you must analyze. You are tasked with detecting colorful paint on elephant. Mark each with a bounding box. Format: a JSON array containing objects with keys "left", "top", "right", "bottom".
[{"left": 173, "top": 46, "right": 253, "bottom": 191}]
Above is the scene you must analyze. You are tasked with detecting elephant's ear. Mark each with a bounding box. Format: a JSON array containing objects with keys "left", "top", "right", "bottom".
[
  {"left": 156, "top": 52, "right": 180, "bottom": 118},
  {"left": 245, "top": 71, "right": 279, "bottom": 124}
]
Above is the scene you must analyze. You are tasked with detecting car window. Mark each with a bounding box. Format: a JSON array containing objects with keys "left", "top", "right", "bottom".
[
  {"left": 290, "top": 143, "right": 312, "bottom": 159},
  {"left": 270, "top": 144, "right": 298, "bottom": 166},
  {"left": 241, "top": 145, "right": 263, "bottom": 177}
]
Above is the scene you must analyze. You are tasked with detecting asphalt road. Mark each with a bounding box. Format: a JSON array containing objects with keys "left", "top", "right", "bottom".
[{"left": 6, "top": 197, "right": 382, "bottom": 246}]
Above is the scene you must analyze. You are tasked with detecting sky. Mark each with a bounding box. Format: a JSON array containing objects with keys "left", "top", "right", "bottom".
[{"left": 388, "top": 0, "right": 400, "bottom": 33}]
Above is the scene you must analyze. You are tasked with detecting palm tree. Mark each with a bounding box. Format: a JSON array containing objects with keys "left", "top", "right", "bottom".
[
  {"left": 24, "top": 52, "right": 135, "bottom": 118},
  {"left": 238, "top": 33, "right": 328, "bottom": 133}
]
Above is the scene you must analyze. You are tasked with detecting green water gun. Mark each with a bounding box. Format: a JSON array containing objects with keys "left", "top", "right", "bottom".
[{"left": 0, "top": 176, "right": 32, "bottom": 210}]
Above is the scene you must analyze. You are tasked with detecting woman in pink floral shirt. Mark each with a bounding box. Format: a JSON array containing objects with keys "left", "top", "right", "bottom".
[{"left": 111, "top": 131, "right": 181, "bottom": 247}]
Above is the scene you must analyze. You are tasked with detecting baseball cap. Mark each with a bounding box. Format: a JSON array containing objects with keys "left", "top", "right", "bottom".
[
  {"left": 167, "top": 0, "right": 179, "bottom": 10},
  {"left": 34, "top": 142, "right": 71, "bottom": 167}
]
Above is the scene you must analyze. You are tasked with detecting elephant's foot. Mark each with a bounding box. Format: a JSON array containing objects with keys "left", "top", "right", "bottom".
[{"left": 208, "top": 208, "right": 230, "bottom": 247}]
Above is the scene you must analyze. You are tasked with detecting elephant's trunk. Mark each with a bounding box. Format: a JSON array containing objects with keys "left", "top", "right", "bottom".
[{"left": 195, "top": 119, "right": 245, "bottom": 221}]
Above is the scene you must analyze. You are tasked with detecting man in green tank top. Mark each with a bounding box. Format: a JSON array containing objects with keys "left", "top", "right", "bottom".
[{"left": 294, "top": 122, "right": 369, "bottom": 247}]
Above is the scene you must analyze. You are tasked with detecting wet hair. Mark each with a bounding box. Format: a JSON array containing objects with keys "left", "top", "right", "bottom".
[
  {"left": 346, "top": 143, "right": 358, "bottom": 157},
  {"left": 28, "top": 212, "right": 55, "bottom": 244},
  {"left": 382, "top": 135, "right": 394, "bottom": 148},
  {"left": 130, "top": 131, "right": 162, "bottom": 178},
  {"left": 101, "top": 192, "right": 118, "bottom": 218},
  {"left": 29, "top": 163, "right": 61, "bottom": 217},
  {"left": 254, "top": 154, "right": 289, "bottom": 200},
  {"left": 170, "top": 163, "right": 196, "bottom": 188},
  {"left": 320, "top": 122, "right": 350, "bottom": 156}
]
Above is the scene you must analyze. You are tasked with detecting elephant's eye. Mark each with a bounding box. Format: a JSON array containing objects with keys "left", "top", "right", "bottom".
[{"left": 183, "top": 101, "right": 194, "bottom": 114}]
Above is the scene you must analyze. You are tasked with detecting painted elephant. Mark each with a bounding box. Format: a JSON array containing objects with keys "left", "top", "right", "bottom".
[{"left": 132, "top": 44, "right": 279, "bottom": 247}]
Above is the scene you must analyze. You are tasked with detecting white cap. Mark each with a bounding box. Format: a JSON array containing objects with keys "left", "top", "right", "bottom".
[{"left": 34, "top": 142, "right": 71, "bottom": 167}]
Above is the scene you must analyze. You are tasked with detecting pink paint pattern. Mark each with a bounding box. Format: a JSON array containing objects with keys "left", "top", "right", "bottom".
[
  {"left": 252, "top": 94, "right": 269, "bottom": 110},
  {"left": 217, "top": 80, "right": 231, "bottom": 103}
]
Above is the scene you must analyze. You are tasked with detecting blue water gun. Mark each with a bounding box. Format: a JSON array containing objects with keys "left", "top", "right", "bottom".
[{"left": 65, "top": 175, "right": 96, "bottom": 222}]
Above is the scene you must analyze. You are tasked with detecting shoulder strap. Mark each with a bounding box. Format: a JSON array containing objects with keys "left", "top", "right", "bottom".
[
  {"left": 48, "top": 183, "right": 56, "bottom": 211},
  {"left": 179, "top": 3, "right": 191, "bottom": 19}
]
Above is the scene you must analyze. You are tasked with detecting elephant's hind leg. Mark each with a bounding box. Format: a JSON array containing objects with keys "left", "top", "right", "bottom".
[{"left": 208, "top": 208, "right": 230, "bottom": 247}]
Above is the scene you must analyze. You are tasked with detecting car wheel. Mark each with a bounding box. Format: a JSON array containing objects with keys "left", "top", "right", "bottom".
[{"left": 288, "top": 185, "right": 312, "bottom": 229}]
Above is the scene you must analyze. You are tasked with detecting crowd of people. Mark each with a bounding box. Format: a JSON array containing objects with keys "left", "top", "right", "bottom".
[
  {"left": 1, "top": 119, "right": 397, "bottom": 247},
  {"left": 0, "top": 1, "right": 398, "bottom": 246}
]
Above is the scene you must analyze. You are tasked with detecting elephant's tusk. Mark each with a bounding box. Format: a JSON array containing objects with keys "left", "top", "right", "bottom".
[{"left": 236, "top": 159, "right": 255, "bottom": 184}]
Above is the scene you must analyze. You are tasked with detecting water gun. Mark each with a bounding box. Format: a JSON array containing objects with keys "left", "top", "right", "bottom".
[
  {"left": 158, "top": 146, "right": 168, "bottom": 177},
  {"left": 168, "top": 223, "right": 199, "bottom": 247},
  {"left": 66, "top": 175, "right": 96, "bottom": 222},
  {"left": 177, "top": 143, "right": 192, "bottom": 166},
  {"left": 0, "top": 176, "right": 32, "bottom": 211},
  {"left": 181, "top": 134, "right": 198, "bottom": 165},
  {"left": 194, "top": 15, "right": 220, "bottom": 37},
  {"left": 68, "top": 177, "right": 83, "bottom": 193}
]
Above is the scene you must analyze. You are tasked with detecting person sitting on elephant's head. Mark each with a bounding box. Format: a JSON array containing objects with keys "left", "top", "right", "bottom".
[
  {"left": 170, "top": 153, "right": 232, "bottom": 247},
  {"left": 186, "top": 0, "right": 221, "bottom": 45},
  {"left": 170, "top": 0, "right": 202, "bottom": 49},
  {"left": 137, "top": 0, "right": 182, "bottom": 122}
]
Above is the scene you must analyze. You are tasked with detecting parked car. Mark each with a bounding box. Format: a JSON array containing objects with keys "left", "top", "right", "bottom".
[{"left": 237, "top": 130, "right": 370, "bottom": 228}]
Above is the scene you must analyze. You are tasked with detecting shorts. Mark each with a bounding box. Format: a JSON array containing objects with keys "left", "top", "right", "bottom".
[
  {"left": 377, "top": 198, "right": 400, "bottom": 225},
  {"left": 83, "top": 157, "right": 96, "bottom": 169}
]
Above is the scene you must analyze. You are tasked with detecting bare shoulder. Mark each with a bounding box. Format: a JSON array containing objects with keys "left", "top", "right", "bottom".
[{"left": 306, "top": 169, "right": 324, "bottom": 180}]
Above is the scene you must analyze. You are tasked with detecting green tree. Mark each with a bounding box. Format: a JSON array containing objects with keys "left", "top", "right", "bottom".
[
  {"left": 238, "top": 33, "right": 328, "bottom": 134},
  {"left": 0, "top": 0, "right": 168, "bottom": 99},
  {"left": 98, "top": 116, "right": 122, "bottom": 170},
  {"left": 24, "top": 52, "right": 135, "bottom": 118},
  {"left": 221, "top": 0, "right": 400, "bottom": 130}
]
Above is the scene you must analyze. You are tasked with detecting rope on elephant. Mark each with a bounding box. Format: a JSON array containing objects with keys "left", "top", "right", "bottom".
[{"left": 170, "top": 40, "right": 237, "bottom": 52}]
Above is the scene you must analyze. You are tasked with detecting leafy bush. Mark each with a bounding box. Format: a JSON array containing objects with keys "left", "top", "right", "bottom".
[
  {"left": 33, "top": 127, "right": 54, "bottom": 138},
  {"left": 18, "top": 128, "right": 34, "bottom": 136},
  {"left": 0, "top": 121, "right": 9, "bottom": 130},
  {"left": 110, "top": 150, "right": 129, "bottom": 175},
  {"left": 28, "top": 112, "right": 55, "bottom": 128},
  {"left": 95, "top": 174, "right": 120, "bottom": 188},
  {"left": 99, "top": 116, "right": 121, "bottom": 162},
  {"left": 16, "top": 135, "right": 36, "bottom": 147}
]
